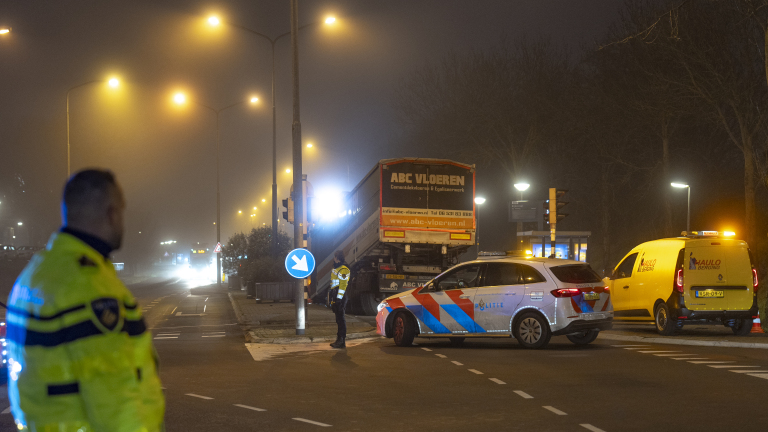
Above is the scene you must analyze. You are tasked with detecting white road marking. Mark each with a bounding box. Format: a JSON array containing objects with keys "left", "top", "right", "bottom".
[
  {"left": 153, "top": 337, "right": 178, "bottom": 340},
  {"left": 203, "top": 305, "right": 207, "bottom": 313},
  {"left": 451, "top": 361, "right": 463, "bottom": 366},
  {"left": 688, "top": 361, "right": 735, "bottom": 364},
  {"left": 747, "top": 373, "right": 768, "bottom": 380},
  {"left": 623, "top": 348, "right": 645, "bottom": 350},
  {"left": 731, "top": 369, "right": 765, "bottom": 373},
  {"left": 581, "top": 424, "right": 606, "bottom": 432},
  {"left": 435, "top": 354, "right": 447, "bottom": 358},
  {"left": 171, "top": 307, "right": 177, "bottom": 314},
  {"left": 612, "top": 344, "right": 647, "bottom": 347},
  {"left": 468, "top": 369, "right": 483, "bottom": 375},
  {"left": 543, "top": 406, "right": 567, "bottom": 415},
  {"left": 1, "top": 407, "right": 10, "bottom": 414},
  {"left": 202, "top": 335, "right": 225, "bottom": 338},
  {"left": 293, "top": 418, "right": 331, "bottom": 427},
  {"left": 514, "top": 390, "right": 533, "bottom": 399},
  {"left": 421, "top": 348, "right": 432, "bottom": 352},
  {"left": 638, "top": 351, "right": 681, "bottom": 354},
  {"left": 234, "top": 404, "right": 266, "bottom": 412},
  {"left": 489, "top": 378, "right": 506, "bottom": 385},
  {"left": 185, "top": 393, "right": 213, "bottom": 400},
  {"left": 709, "top": 365, "right": 759, "bottom": 369},
  {"left": 673, "top": 358, "right": 707, "bottom": 360},
  {"left": 655, "top": 354, "right": 696, "bottom": 357}
]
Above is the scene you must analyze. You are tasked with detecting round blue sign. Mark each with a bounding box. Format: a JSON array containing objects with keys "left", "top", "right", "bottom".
[{"left": 284, "top": 248, "right": 316, "bottom": 279}]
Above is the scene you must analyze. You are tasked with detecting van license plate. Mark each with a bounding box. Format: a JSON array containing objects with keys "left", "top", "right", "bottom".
[
  {"left": 695, "top": 290, "right": 724, "bottom": 298},
  {"left": 583, "top": 292, "right": 600, "bottom": 301}
]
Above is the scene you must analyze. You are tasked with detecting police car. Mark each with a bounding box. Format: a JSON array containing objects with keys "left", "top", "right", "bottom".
[{"left": 376, "top": 252, "right": 613, "bottom": 349}]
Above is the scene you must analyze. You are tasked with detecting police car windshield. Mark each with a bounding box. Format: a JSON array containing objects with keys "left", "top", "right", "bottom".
[{"left": 549, "top": 264, "right": 601, "bottom": 284}]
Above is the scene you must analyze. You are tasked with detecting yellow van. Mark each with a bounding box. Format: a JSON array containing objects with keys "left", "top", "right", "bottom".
[{"left": 606, "top": 232, "right": 758, "bottom": 335}]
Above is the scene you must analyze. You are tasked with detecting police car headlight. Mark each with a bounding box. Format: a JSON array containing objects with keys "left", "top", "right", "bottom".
[{"left": 377, "top": 301, "right": 388, "bottom": 313}]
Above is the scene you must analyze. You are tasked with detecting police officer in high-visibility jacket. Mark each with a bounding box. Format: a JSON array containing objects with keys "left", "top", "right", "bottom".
[
  {"left": 329, "top": 250, "right": 351, "bottom": 349},
  {"left": 6, "top": 169, "right": 165, "bottom": 432}
]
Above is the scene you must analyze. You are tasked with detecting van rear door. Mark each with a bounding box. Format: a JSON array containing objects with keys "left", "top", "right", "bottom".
[{"left": 685, "top": 242, "right": 753, "bottom": 311}]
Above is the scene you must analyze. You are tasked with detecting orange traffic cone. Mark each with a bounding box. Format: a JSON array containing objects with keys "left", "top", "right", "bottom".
[{"left": 751, "top": 317, "right": 764, "bottom": 334}]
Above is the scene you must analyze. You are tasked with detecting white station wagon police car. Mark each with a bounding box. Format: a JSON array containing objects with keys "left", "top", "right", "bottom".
[{"left": 376, "top": 252, "right": 613, "bottom": 349}]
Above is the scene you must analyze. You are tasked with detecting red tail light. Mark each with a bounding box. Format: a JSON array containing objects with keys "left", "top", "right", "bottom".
[
  {"left": 753, "top": 269, "right": 759, "bottom": 292},
  {"left": 675, "top": 269, "right": 684, "bottom": 293},
  {"left": 603, "top": 286, "right": 610, "bottom": 293},
  {"left": 550, "top": 288, "right": 581, "bottom": 298},
  {"left": 0, "top": 322, "right": 6, "bottom": 338}
]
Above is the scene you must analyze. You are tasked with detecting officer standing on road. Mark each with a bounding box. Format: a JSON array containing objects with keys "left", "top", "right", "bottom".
[
  {"left": 6, "top": 169, "right": 165, "bottom": 431},
  {"left": 329, "top": 250, "right": 351, "bottom": 349}
]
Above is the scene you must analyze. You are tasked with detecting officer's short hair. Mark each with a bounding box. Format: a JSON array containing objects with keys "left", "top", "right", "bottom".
[
  {"left": 63, "top": 169, "right": 121, "bottom": 222},
  {"left": 334, "top": 250, "right": 345, "bottom": 262}
]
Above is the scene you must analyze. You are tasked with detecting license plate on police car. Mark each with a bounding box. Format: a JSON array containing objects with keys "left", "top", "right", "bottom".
[
  {"left": 583, "top": 292, "right": 600, "bottom": 301},
  {"left": 695, "top": 290, "right": 724, "bottom": 298},
  {"left": 581, "top": 312, "right": 605, "bottom": 320}
]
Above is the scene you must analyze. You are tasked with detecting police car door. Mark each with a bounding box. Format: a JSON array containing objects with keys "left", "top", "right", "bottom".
[
  {"left": 473, "top": 263, "right": 525, "bottom": 333},
  {"left": 415, "top": 264, "right": 483, "bottom": 335}
]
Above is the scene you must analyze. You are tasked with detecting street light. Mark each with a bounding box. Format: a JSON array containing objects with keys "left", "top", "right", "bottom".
[
  {"left": 175, "top": 93, "right": 260, "bottom": 287},
  {"left": 671, "top": 182, "right": 691, "bottom": 233},
  {"left": 514, "top": 183, "right": 530, "bottom": 201},
  {"left": 17, "top": 222, "right": 22, "bottom": 226},
  {"left": 0, "top": 28, "right": 10, "bottom": 35},
  {"left": 474, "top": 197, "right": 486, "bottom": 254},
  {"left": 205, "top": 14, "right": 337, "bottom": 256},
  {"left": 66, "top": 77, "right": 120, "bottom": 177}
]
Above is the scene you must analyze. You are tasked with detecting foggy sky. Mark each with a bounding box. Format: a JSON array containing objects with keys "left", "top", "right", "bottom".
[{"left": 0, "top": 1, "right": 622, "bottom": 261}]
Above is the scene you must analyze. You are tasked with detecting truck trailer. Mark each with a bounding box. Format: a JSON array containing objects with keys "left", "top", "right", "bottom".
[{"left": 310, "top": 158, "right": 476, "bottom": 315}]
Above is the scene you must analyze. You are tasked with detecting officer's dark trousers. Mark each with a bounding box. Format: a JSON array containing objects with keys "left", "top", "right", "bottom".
[{"left": 334, "top": 296, "right": 348, "bottom": 338}]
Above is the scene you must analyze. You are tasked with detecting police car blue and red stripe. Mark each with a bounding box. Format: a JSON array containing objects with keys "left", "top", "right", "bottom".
[{"left": 376, "top": 253, "right": 613, "bottom": 349}]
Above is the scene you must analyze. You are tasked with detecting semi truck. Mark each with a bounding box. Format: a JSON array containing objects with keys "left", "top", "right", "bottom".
[{"left": 310, "top": 158, "right": 476, "bottom": 315}]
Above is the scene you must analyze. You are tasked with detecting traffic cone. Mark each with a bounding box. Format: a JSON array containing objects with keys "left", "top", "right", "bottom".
[{"left": 751, "top": 317, "right": 764, "bottom": 334}]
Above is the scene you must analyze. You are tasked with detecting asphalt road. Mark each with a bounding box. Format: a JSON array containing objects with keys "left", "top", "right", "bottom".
[{"left": 1, "top": 278, "right": 767, "bottom": 431}]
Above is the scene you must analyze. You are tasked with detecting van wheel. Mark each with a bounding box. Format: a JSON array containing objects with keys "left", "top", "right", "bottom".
[
  {"left": 566, "top": 329, "right": 599, "bottom": 345},
  {"left": 655, "top": 303, "right": 678, "bottom": 336},
  {"left": 392, "top": 312, "right": 416, "bottom": 347},
  {"left": 513, "top": 312, "right": 551, "bottom": 349},
  {"left": 732, "top": 318, "right": 752, "bottom": 336},
  {"left": 449, "top": 337, "right": 465, "bottom": 347}
]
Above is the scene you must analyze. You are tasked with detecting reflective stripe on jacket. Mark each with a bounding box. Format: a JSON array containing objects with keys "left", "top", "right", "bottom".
[
  {"left": 6, "top": 232, "right": 165, "bottom": 432},
  {"left": 330, "top": 265, "right": 351, "bottom": 299}
]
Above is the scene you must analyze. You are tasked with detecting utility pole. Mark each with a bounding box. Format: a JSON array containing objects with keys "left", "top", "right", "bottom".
[{"left": 290, "top": 0, "right": 306, "bottom": 335}]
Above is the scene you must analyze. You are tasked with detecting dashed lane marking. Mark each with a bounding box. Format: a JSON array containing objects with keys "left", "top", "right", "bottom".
[
  {"left": 688, "top": 361, "right": 735, "bottom": 364},
  {"left": 468, "top": 369, "right": 484, "bottom": 375},
  {"left": 185, "top": 393, "right": 213, "bottom": 400},
  {"left": 154, "top": 337, "right": 178, "bottom": 340},
  {"left": 1, "top": 407, "right": 10, "bottom": 414},
  {"left": 435, "top": 354, "right": 447, "bottom": 358},
  {"left": 673, "top": 358, "right": 707, "bottom": 360},
  {"left": 709, "top": 365, "right": 759, "bottom": 369},
  {"left": 611, "top": 344, "right": 648, "bottom": 347},
  {"left": 746, "top": 373, "right": 768, "bottom": 380},
  {"left": 421, "top": 348, "right": 432, "bottom": 352},
  {"left": 489, "top": 378, "right": 506, "bottom": 385},
  {"left": 293, "top": 418, "right": 331, "bottom": 427},
  {"left": 655, "top": 354, "right": 696, "bottom": 357},
  {"left": 622, "top": 348, "right": 646, "bottom": 350},
  {"left": 637, "top": 351, "right": 682, "bottom": 354},
  {"left": 543, "top": 406, "right": 567, "bottom": 415},
  {"left": 731, "top": 369, "right": 765, "bottom": 373},
  {"left": 581, "top": 424, "right": 606, "bottom": 432},
  {"left": 514, "top": 390, "right": 533, "bottom": 399},
  {"left": 451, "top": 361, "right": 463, "bottom": 366},
  {"left": 234, "top": 404, "right": 266, "bottom": 412}
]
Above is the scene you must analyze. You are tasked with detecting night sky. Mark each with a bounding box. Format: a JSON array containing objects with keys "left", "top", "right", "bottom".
[{"left": 0, "top": 1, "right": 622, "bottom": 262}]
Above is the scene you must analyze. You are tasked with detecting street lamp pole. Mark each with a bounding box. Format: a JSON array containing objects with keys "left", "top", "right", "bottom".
[
  {"left": 290, "top": 0, "right": 306, "bottom": 335},
  {"left": 671, "top": 182, "right": 691, "bottom": 233}
]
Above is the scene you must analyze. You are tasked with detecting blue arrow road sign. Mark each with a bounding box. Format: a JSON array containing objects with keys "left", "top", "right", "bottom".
[{"left": 285, "top": 248, "right": 316, "bottom": 279}]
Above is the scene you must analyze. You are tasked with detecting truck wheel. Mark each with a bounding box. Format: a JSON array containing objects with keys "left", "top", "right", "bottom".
[
  {"left": 566, "top": 330, "right": 599, "bottom": 345},
  {"left": 654, "top": 303, "right": 678, "bottom": 336},
  {"left": 513, "top": 312, "right": 551, "bottom": 349},
  {"left": 358, "top": 292, "right": 378, "bottom": 316},
  {"left": 732, "top": 318, "right": 752, "bottom": 335},
  {"left": 393, "top": 312, "right": 416, "bottom": 347}
]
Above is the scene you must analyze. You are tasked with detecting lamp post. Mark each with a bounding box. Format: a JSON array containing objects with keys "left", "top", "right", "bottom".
[
  {"left": 175, "top": 93, "right": 259, "bottom": 287},
  {"left": 474, "top": 197, "right": 486, "bottom": 255},
  {"left": 671, "top": 182, "right": 691, "bottom": 233},
  {"left": 206, "top": 15, "right": 336, "bottom": 256},
  {"left": 514, "top": 182, "right": 530, "bottom": 201},
  {"left": 66, "top": 78, "right": 120, "bottom": 177}
]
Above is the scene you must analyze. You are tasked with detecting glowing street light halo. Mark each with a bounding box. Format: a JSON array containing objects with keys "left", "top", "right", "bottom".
[
  {"left": 514, "top": 183, "right": 530, "bottom": 192},
  {"left": 671, "top": 182, "right": 689, "bottom": 188},
  {"left": 173, "top": 92, "right": 186, "bottom": 105},
  {"left": 107, "top": 78, "right": 120, "bottom": 88},
  {"left": 0, "top": 28, "right": 10, "bottom": 35},
  {"left": 325, "top": 16, "right": 336, "bottom": 25},
  {"left": 207, "top": 16, "right": 220, "bottom": 26},
  {"left": 250, "top": 96, "right": 259, "bottom": 103},
  {"left": 474, "top": 197, "right": 486, "bottom": 205}
]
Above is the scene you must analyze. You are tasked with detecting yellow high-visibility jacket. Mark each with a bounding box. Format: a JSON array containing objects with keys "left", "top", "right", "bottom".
[
  {"left": 6, "top": 232, "right": 165, "bottom": 432},
  {"left": 330, "top": 264, "right": 351, "bottom": 300}
]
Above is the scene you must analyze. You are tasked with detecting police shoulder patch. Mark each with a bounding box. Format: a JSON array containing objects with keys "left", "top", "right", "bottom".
[{"left": 91, "top": 298, "right": 121, "bottom": 331}]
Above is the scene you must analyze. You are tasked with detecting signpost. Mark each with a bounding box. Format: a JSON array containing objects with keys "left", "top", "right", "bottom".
[{"left": 285, "top": 248, "right": 316, "bottom": 280}]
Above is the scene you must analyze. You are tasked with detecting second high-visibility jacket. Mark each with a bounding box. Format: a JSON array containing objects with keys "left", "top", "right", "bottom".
[
  {"left": 6, "top": 231, "right": 165, "bottom": 432},
  {"left": 330, "top": 264, "right": 351, "bottom": 300}
]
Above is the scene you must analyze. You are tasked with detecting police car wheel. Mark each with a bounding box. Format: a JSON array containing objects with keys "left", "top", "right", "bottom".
[
  {"left": 393, "top": 312, "right": 416, "bottom": 347},
  {"left": 654, "top": 302, "right": 678, "bottom": 336},
  {"left": 514, "top": 312, "right": 551, "bottom": 349},
  {"left": 732, "top": 318, "right": 752, "bottom": 335},
  {"left": 566, "top": 329, "right": 599, "bottom": 345}
]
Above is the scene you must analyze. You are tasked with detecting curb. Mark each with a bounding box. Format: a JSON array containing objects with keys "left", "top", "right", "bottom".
[
  {"left": 599, "top": 332, "right": 768, "bottom": 349},
  {"left": 228, "top": 292, "right": 247, "bottom": 325},
  {"left": 248, "top": 329, "right": 379, "bottom": 344}
]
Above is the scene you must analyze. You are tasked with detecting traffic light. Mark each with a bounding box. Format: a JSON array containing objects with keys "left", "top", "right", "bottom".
[
  {"left": 548, "top": 188, "right": 568, "bottom": 224},
  {"left": 281, "top": 197, "right": 294, "bottom": 223}
]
